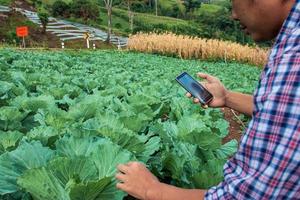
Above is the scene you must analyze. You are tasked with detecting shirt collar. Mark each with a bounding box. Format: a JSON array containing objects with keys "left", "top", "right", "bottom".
[{"left": 275, "top": 0, "right": 300, "bottom": 43}]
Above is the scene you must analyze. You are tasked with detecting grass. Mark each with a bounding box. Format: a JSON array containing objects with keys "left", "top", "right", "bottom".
[
  {"left": 67, "top": 7, "right": 130, "bottom": 36},
  {"left": 0, "top": 0, "right": 12, "bottom": 5},
  {"left": 196, "top": 3, "right": 222, "bottom": 15},
  {"left": 67, "top": 6, "right": 194, "bottom": 37},
  {"left": 75, "top": 2, "right": 223, "bottom": 37},
  {"left": 134, "top": 11, "right": 188, "bottom": 25},
  {"left": 159, "top": 0, "right": 185, "bottom": 12},
  {"left": 38, "top": 0, "right": 72, "bottom": 6},
  {"left": 210, "top": 0, "right": 229, "bottom": 6}
]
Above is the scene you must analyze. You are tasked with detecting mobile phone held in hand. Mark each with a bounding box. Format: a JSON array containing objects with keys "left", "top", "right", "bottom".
[{"left": 176, "top": 72, "right": 213, "bottom": 105}]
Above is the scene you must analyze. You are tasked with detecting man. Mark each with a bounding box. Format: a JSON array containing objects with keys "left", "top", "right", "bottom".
[{"left": 116, "top": 0, "right": 300, "bottom": 199}]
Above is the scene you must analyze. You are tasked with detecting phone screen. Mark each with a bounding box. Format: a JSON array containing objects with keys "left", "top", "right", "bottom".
[{"left": 176, "top": 72, "right": 213, "bottom": 104}]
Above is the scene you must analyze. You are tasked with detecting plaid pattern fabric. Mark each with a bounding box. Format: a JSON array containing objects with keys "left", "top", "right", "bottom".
[{"left": 205, "top": 2, "right": 300, "bottom": 199}]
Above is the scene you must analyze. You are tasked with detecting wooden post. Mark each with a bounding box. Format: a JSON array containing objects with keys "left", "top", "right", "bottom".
[
  {"left": 117, "top": 38, "right": 121, "bottom": 50},
  {"left": 86, "top": 38, "right": 90, "bottom": 49},
  {"left": 22, "top": 36, "right": 25, "bottom": 48}
]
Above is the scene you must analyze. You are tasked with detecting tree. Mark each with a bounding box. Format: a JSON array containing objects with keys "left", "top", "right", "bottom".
[
  {"left": 183, "top": 0, "right": 202, "bottom": 13},
  {"left": 71, "top": 0, "right": 100, "bottom": 23},
  {"left": 103, "top": 0, "right": 113, "bottom": 43},
  {"left": 127, "top": 0, "right": 134, "bottom": 32},
  {"left": 52, "top": 0, "right": 70, "bottom": 18},
  {"left": 30, "top": 0, "right": 42, "bottom": 8},
  {"left": 38, "top": 11, "right": 49, "bottom": 34},
  {"left": 155, "top": 0, "right": 158, "bottom": 16}
]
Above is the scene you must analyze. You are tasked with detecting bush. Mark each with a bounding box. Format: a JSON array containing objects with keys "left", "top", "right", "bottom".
[
  {"left": 114, "top": 23, "right": 122, "bottom": 29},
  {"left": 52, "top": 0, "right": 70, "bottom": 18},
  {"left": 37, "top": 11, "right": 49, "bottom": 34},
  {"left": 70, "top": 0, "right": 100, "bottom": 22},
  {"left": 5, "top": 31, "right": 20, "bottom": 44}
]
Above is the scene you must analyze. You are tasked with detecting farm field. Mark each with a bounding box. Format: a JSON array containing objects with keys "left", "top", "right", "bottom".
[{"left": 0, "top": 49, "right": 261, "bottom": 200}]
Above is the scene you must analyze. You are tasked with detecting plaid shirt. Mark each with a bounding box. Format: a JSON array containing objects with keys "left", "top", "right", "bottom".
[{"left": 205, "top": 2, "right": 300, "bottom": 200}]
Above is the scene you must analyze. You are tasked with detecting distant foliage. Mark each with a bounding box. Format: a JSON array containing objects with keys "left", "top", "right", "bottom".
[
  {"left": 183, "top": 0, "right": 203, "bottom": 13},
  {"left": 37, "top": 11, "right": 49, "bottom": 33},
  {"left": 194, "top": 2, "right": 254, "bottom": 45},
  {"left": 52, "top": 0, "right": 71, "bottom": 18},
  {"left": 70, "top": 0, "right": 100, "bottom": 22}
]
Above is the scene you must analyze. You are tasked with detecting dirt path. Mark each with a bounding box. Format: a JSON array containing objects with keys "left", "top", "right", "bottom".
[{"left": 222, "top": 107, "right": 245, "bottom": 144}]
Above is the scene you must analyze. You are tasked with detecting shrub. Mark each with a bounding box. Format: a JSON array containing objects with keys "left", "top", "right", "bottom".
[
  {"left": 114, "top": 22, "right": 122, "bottom": 29},
  {"left": 37, "top": 11, "right": 49, "bottom": 34},
  {"left": 52, "top": 0, "right": 71, "bottom": 18},
  {"left": 70, "top": 0, "right": 100, "bottom": 22}
]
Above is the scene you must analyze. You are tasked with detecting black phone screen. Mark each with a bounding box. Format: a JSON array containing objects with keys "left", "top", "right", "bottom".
[{"left": 176, "top": 72, "right": 213, "bottom": 104}]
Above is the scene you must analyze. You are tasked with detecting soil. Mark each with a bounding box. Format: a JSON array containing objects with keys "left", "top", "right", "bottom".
[
  {"left": 13, "top": 0, "right": 35, "bottom": 11},
  {"left": 221, "top": 107, "right": 244, "bottom": 144}
]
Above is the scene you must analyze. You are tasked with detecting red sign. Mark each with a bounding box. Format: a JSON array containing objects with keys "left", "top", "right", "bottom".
[{"left": 16, "top": 26, "right": 28, "bottom": 37}]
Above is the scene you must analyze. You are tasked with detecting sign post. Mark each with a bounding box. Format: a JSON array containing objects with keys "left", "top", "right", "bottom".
[
  {"left": 84, "top": 32, "right": 90, "bottom": 49},
  {"left": 117, "top": 38, "right": 121, "bottom": 50},
  {"left": 16, "top": 26, "right": 28, "bottom": 48}
]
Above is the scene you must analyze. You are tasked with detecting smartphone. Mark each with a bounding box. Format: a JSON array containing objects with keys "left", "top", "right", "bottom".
[{"left": 176, "top": 72, "right": 213, "bottom": 105}]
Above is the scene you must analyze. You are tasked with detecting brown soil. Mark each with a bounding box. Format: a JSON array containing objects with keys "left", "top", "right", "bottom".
[
  {"left": 12, "top": 0, "right": 35, "bottom": 11},
  {"left": 221, "top": 107, "right": 244, "bottom": 144}
]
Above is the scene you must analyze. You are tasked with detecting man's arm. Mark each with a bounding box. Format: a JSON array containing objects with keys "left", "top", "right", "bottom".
[
  {"left": 225, "top": 91, "right": 253, "bottom": 116},
  {"left": 187, "top": 73, "right": 254, "bottom": 117},
  {"left": 147, "top": 182, "right": 206, "bottom": 200}
]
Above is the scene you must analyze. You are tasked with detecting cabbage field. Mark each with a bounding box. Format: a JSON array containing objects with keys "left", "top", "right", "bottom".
[{"left": 0, "top": 49, "right": 261, "bottom": 200}]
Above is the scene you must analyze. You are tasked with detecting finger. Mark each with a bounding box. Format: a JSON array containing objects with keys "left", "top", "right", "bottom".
[
  {"left": 116, "top": 183, "right": 129, "bottom": 192},
  {"left": 201, "top": 104, "right": 209, "bottom": 109},
  {"left": 126, "top": 161, "right": 140, "bottom": 166},
  {"left": 186, "top": 93, "right": 192, "bottom": 98},
  {"left": 115, "top": 173, "right": 127, "bottom": 182},
  {"left": 197, "top": 73, "right": 216, "bottom": 83},
  {"left": 117, "top": 164, "right": 130, "bottom": 174},
  {"left": 199, "top": 81, "right": 208, "bottom": 89},
  {"left": 193, "top": 98, "right": 200, "bottom": 104}
]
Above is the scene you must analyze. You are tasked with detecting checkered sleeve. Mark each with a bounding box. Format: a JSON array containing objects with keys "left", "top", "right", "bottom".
[{"left": 204, "top": 51, "right": 300, "bottom": 199}]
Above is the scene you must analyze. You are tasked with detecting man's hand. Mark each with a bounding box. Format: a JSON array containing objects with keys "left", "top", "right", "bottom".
[
  {"left": 186, "top": 72, "right": 228, "bottom": 108},
  {"left": 116, "top": 162, "right": 207, "bottom": 200},
  {"left": 116, "top": 162, "right": 161, "bottom": 200}
]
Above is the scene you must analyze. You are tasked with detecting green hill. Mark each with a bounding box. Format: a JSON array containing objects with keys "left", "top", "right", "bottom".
[
  {"left": 0, "top": 0, "right": 258, "bottom": 46},
  {"left": 67, "top": 6, "right": 201, "bottom": 37}
]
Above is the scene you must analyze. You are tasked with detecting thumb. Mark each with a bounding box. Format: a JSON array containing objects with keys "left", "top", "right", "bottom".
[{"left": 197, "top": 72, "right": 216, "bottom": 83}]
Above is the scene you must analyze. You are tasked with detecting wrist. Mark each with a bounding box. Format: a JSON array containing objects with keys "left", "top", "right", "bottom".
[
  {"left": 145, "top": 181, "right": 163, "bottom": 200},
  {"left": 224, "top": 89, "right": 231, "bottom": 108}
]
